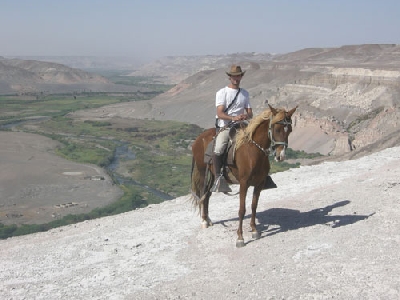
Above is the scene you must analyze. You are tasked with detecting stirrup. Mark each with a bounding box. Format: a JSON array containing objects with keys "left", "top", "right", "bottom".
[{"left": 211, "top": 175, "right": 232, "bottom": 193}]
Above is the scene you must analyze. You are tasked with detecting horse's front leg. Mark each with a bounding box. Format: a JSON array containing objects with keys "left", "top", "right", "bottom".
[
  {"left": 250, "top": 185, "right": 262, "bottom": 239},
  {"left": 236, "top": 183, "right": 249, "bottom": 248}
]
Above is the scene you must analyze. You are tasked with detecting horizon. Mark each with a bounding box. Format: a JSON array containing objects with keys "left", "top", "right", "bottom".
[{"left": 1, "top": 1, "right": 399, "bottom": 64}]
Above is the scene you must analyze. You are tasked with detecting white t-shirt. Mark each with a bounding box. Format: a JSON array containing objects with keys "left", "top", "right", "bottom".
[{"left": 215, "top": 86, "right": 251, "bottom": 128}]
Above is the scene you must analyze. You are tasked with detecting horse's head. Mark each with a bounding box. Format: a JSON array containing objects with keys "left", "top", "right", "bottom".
[{"left": 269, "top": 104, "right": 297, "bottom": 162}]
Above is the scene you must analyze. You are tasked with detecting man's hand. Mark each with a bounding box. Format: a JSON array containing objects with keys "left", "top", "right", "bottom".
[{"left": 233, "top": 114, "right": 247, "bottom": 121}]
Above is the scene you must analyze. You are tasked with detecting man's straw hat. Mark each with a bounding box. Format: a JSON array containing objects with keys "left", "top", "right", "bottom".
[{"left": 226, "top": 65, "right": 246, "bottom": 76}]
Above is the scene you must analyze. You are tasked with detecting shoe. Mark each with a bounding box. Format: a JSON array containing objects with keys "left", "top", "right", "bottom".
[
  {"left": 263, "top": 175, "right": 277, "bottom": 190},
  {"left": 211, "top": 153, "right": 232, "bottom": 193},
  {"left": 211, "top": 175, "right": 232, "bottom": 193}
]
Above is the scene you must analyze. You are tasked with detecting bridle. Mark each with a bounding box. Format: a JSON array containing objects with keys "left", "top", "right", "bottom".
[
  {"left": 269, "top": 113, "right": 292, "bottom": 152},
  {"left": 250, "top": 113, "right": 292, "bottom": 156}
]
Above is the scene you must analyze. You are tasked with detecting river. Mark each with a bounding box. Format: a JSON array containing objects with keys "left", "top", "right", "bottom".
[{"left": 107, "top": 143, "right": 173, "bottom": 200}]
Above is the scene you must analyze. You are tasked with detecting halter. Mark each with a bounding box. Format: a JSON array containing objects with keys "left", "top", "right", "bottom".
[
  {"left": 268, "top": 113, "right": 292, "bottom": 154},
  {"left": 249, "top": 112, "right": 292, "bottom": 157}
]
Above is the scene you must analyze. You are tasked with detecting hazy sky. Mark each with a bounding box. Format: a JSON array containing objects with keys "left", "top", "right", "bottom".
[{"left": 1, "top": 0, "right": 399, "bottom": 63}]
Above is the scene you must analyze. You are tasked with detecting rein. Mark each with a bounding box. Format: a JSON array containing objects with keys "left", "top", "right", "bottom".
[{"left": 251, "top": 139, "right": 270, "bottom": 156}]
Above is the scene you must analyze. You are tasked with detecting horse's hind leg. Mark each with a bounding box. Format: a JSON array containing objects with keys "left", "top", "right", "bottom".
[
  {"left": 201, "top": 192, "right": 213, "bottom": 228},
  {"left": 199, "top": 164, "right": 214, "bottom": 228},
  {"left": 250, "top": 186, "right": 262, "bottom": 239}
]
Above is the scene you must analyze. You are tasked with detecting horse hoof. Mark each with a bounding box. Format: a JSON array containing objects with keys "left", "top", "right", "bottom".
[
  {"left": 201, "top": 221, "right": 209, "bottom": 229},
  {"left": 236, "top": 239, "right": 245, "bottom": 248},
  {"left": 252, "top": 231, "right": 261, "bottom": 239}
]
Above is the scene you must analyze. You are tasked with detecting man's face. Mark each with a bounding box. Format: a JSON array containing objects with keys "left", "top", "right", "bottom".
[{"left": 229, "top": 75, "right": 242, "bottom": 85}]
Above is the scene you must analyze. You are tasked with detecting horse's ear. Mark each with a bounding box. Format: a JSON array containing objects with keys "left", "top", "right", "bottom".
[
  {"left": 268, "top": 104, "right": 278, "bottom": 115},
  {"left": 287, "top": 105, "right": 298, "bottom": 117}
]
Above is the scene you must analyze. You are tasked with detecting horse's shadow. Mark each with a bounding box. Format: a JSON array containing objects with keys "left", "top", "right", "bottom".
[{"left": 215, "top": 200, "right": 375, "bottom": 244}]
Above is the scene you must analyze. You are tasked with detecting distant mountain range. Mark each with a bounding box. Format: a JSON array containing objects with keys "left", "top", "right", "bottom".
[
  {"left": 3, "top": 56, "right": 141, "bottom": 70},
  {"left": 69, "top": 44, "right": 400, "bottom": 160},
  {"left": 3, "top": 44, "right": 400, "bottom": 160},
  {"left": 126, "top": 52, "right": 275, "bottom": 84},
  {"left": 0, "top": 56, "right": 139, "bottom": 94}
]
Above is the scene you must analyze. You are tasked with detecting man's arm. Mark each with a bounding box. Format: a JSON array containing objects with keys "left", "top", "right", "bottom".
[
  {"left": 216, "top": 105, "right": 233, "bottom": 121},
  {"left": 245, "top": 107, "right": 253, "bottom": 119}
]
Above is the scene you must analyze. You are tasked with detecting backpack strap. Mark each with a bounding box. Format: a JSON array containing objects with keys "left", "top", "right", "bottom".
[
  {"left": 216, "top": 88, "right": 241, "bottom": 128},
  {"left": 224, "top": 88, "right": 241, "bottom": 113}
]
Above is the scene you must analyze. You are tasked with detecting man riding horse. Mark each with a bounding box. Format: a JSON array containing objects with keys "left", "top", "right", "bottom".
[{"left": 212, "top": 65, "right": 277, "bottom": 193}]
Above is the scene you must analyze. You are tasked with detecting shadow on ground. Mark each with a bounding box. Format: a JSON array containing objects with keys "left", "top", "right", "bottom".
[
  {"left": 257, "top": 200, "right": 375, "bottom": 235},
  {"left": 215, "top": 200, "right": 375, "bottom": 244}
]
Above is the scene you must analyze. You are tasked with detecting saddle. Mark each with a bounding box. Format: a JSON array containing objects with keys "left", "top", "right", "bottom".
[{"left": 204, "top": 122, "right": 247, "bottom": 178}]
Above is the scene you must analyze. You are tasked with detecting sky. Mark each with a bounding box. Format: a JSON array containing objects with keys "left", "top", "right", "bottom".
[{"left": 1, "top": 0, "right": 399, "bottom": 63}]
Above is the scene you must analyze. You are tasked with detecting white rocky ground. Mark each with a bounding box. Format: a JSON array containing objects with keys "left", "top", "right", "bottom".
[{"left": 1, "top": 146, "right": 400, "bottom": 299}]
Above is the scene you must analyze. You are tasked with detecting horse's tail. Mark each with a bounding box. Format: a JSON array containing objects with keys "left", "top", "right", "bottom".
[
  {"left": 190, "top": 157, "right": 213, "bottom": 212},
  {"left": 190, "top": 157, "right": 203, "bottom": 210},
  {"left": 190, "top": 127, "right": 216, "bottom": 212}
]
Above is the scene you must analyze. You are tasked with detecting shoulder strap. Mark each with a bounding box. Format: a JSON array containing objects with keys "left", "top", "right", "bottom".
[{"left": 223, "top": 88, "right": 240, "bottom": 113}]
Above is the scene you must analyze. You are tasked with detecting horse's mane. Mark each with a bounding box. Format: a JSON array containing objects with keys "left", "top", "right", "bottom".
[
  {"left": 235, "top": 109, "right": 272, "bottom": 149},
  {"left": 235, "top": 109, "right": 273, "bottom": 150}
]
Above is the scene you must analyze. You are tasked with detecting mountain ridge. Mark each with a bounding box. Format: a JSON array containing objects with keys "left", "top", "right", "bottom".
[{"left": 0, "top": 57, "right": 137, "bottom": 94}]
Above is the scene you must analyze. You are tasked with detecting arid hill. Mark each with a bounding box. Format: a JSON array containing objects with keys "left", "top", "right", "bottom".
[{"left": 71, "top": 44, "right": 400, "bottom": 160}]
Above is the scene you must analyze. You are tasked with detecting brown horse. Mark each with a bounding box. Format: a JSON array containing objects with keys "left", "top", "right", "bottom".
[{"left": 190, "top": 105, "right": 297, "bottom": 247}]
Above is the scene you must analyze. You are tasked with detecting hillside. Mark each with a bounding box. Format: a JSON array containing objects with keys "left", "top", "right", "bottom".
[
  {"left": 70, "top": 44, "right": 400, "bottom": 158},
  {"left": 1, "top": 146, "right": 399, "bottom": 299}
]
